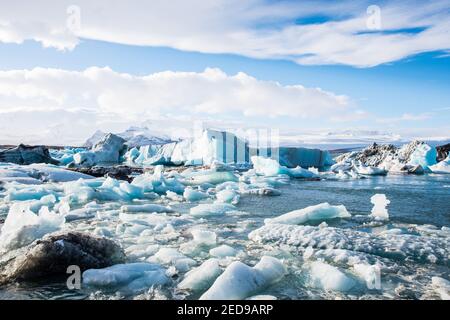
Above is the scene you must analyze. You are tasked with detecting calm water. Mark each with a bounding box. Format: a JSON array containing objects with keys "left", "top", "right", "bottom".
[{"left": 1, "top": 174, "right": 449, "bottom": 300}]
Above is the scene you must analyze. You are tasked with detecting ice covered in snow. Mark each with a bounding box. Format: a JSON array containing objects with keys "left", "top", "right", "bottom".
[
  {"left": 190, "top": 203, "right": 236, "bottom": 217},
  {"left": 0, "top": 203, "right": 65, "bottom": 252},
  {"left": 249, "top": 224, "right": 449, "bottom": 265},
  {"left": 369, "top": 194, "right": 390, "bottom": 220},
  {"left": 178, "top": 258, "right": 222, "bottom": 291},
  {"left": 82, "top": 263, "right": 169, "bottom": 294},
  {"left": 191, "top": 229, "right": 217, "bottom": 246},
  {"left": 429, "top": 155, "right": 450, "bottom": 174},
  {"left": 209, "top": 244, "right": 238, "bottom": 258},
  {"left": 354, "top": 162, "right": 387, "bottom": 176},
  {"left": 200, "top": 256, "right": 286, "bottom": 300},
  {"left": 307, "top": 261, "right": 356, "bottom": 292},
  {"left": 264, "top": 203, "right": 350, "bottom": 225}
]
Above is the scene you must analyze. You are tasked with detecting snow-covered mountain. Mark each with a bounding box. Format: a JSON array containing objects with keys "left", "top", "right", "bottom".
[{"left": 83, "top": 127, "right": 173, "bottom": 148}]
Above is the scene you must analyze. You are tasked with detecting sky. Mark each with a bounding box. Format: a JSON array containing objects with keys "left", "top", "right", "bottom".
[{"left": 0, "top": 0, "right": 449, "bottom": 146}]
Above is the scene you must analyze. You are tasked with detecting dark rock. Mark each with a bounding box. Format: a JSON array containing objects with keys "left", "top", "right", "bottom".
[
  {"left": 67, "top": 165, "right": 143, "bottom": 182},
  {"left": 408, "top": 165, "right": 425, "bottom": 175},
  {"left": 0, "top": 144, "right": 59, "bottom": 165},
  {"left": 436, "top": 143, "right": 450, "bottom": 162},
  {"left": 0, "top": 231, "right": 125, "bottom": 285}
]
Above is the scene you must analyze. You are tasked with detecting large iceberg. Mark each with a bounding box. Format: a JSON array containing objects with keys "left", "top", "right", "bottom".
[{"left": 74, "top": 133, "right": 127, "bottom": 166}]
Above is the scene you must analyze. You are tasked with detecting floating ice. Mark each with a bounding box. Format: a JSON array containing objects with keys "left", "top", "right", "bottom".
[
  {"left": 354, "top": 162, "right": 387, "bottom": 176},
  {"left": 264, "top": 203, "right": 350, "bottom": 225},
  {"left": 369, "top": 194, "right": 390, "bottom": 220},
  {"left": 190, "top": 203, "right": 236, "bottom": 217},
  {"left": 429, "top": 155, "right": 450, "bottom": 174},
  {"left": 184, "top": 171, "right": 239, "bottom": 185},
  {"left": 249, "top": 224, "right": 449, "bottom": 265},
  {"left": 191, "top": 229, "right": 217, "bottom": 246},
  {"left": 307, "top": 261, "right": 355, "bottom": 292},
  {"left": 200, "top": 256, "right": 286, "bottom": 300},
  {"left": 120, "top": 204, "right": 173, "bottom": 214},
  {"left": 183, "top": 187, "right": 209, "bottom": 202},
  {"left": 0, "top": 204, "right": 65, "bottom": 252},
  {"left": 209, "top": 245, "right": 238, "bottom": 258},
  {"left": 215, "top": 189, "right": 240, "bottom": 204},
  {"left": 82, "top": 263, "right": 169, "bottom": 294},
  {"left": 178, "top": 259, "right": 222, "bottom": 291},
  {"left": 148, "top": 248, "right": 196, "bottom": 272},
  {"left": 251, "top": 156, "right": 317, "bottom": 178}
]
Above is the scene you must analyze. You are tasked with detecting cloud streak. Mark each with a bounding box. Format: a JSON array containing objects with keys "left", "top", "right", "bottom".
[{"left": 0, "top": 0, "right": 449, "bottom": 67}]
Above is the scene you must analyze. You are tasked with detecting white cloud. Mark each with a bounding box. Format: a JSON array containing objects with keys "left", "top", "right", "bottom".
[
  {"left": 0, "top": 66, "right": 352, "bottom": 144},
  {"left": 376, "top": 112, "right": 434, "bottom": 124},
  {"left": 0, "top": 0, "right": 449, "bottom": 67}
]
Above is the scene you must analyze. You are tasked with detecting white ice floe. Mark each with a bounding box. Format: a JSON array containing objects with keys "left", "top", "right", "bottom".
[
  {"left": 190, "top": 203, "right": 236, "bottom": 217},
  {"left": 215, "top": 189, "right": 240, "bottom": 205},
  {"left": 354, "top": 162, "right": 387, "bottom": 176},
  {"left": 307, "top": 261, "right": 356, "bottom": 292},
  {"left": 148, "top": 248, "right": 196, "bottom": 272},
  {"left": 0, "top": 163, "right": 93, "bottom": 184},
  {"left": 429, "top": 155, "right": 450, "bottom": 174},
  {"left": 264, "top": 203, "right": 350, "bottom": 225},
  {"left": 184, "top": 171, "right": 239, "bottom": 185},
  {"left": 82, "top": 262, "right": 169, "bottom": 294},
  {"left": 369, "top": 194, "right": 390, "bottom": 220},
  {"left": 249, "top": 224, "right": 449, "bottom": 265},
  {"left": 183, "top": 187, "right": 210, "bottom": 202},
  {"left": 209, "top": 244, "right": 238, "bottom": 258},
  {"left": 200, "top": 256, "right": 286, "bottom": 300},
  {"left": 0, "top": 203, "right": 65, "bottom": 252},
  {"left": 251, "top": 156, "right": 317, "bottom": 178},
  {"left": 178, "top": 258, "right": 222, "bottom": 291},
  {"left": 120, "top": 204, "right": 173, "bottom": 214}
]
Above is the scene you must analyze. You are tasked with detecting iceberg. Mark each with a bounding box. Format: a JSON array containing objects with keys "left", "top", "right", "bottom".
[
  {"left": 407, "top": 143, "right": 437, "bottom": 168},
  {"left": 190, "top": 203, "right": 236, "bottom": 217},
  {"left": 209, "top": 245, "right": 238, "bottom": 258},
  {"left": 251, "top": 156, "right": 318, "bottom": 178},
  {"left": 307, "top": 261, "right": 355, "bottom": 292},
  {"left": 74, "top": 133, "right": 127, "bottom": 166},
  {"left": 183, "top": 187, "right": 210, "bottom": 202},
  {"left": 249, "top": 224, "right": 449, "bottom": 265},
  {"left": 264, "top": 203, "right": 350, "bottom": 225},
  {"left": 0, "top": 204, "right": 65, "bottom": 252},
  {"left": 200, "top": 256, "right": 286, "bottom": 300},
  {"left": 83, "top": 263, "right": 169, "bottom": 294},
  {"left": 178, "top": 259, "right": 222, "bottom": 291},
  {"left": 120, "top": 204, "right": 173, "bottom": 214},
  {"left": 215, "top": 189, "right": 240, "bottom": 204},
  {"left": 429, "top": 155, "right": 450, "bottom": 174},
  {"left": 369, "top": 194, "right": 390, "bottom": 220}
]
